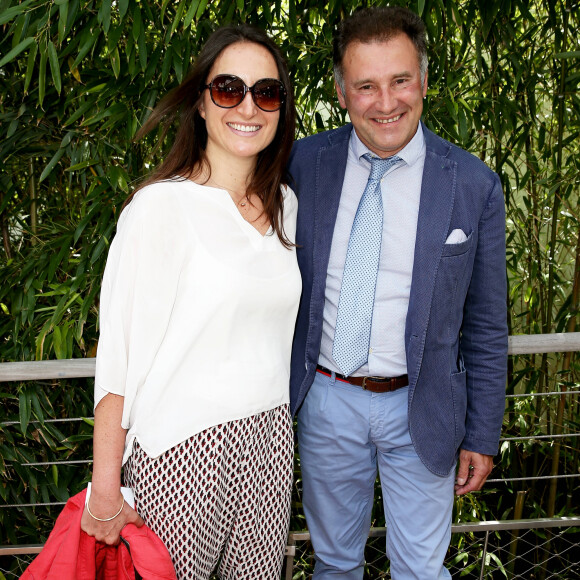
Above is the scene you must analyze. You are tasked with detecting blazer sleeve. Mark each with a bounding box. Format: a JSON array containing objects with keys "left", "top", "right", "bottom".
[{"left": 460, "top": 172, "right": 508, "bottom": 455}]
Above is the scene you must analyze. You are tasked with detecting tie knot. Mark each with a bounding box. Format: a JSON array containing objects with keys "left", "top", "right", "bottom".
[{"left": 363, "top": 153, "right": 402, "bottom": 181}]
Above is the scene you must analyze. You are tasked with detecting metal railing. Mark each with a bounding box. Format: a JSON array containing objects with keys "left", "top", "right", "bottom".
[{"left": 1, "top": 332, "right": 579, "bottom": 578}]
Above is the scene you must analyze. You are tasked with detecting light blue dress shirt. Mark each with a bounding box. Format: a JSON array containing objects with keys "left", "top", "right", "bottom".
[{"left": 318, "top": 124, "right": 426, "bottom": 377}]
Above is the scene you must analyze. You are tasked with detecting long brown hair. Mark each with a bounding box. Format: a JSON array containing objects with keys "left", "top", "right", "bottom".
[{"left": 129, "top": 25, "right": 296, "bottom": 247}]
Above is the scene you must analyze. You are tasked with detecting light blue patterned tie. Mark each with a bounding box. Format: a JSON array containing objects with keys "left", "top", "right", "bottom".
[{"left": 333, "top": 154, "right": 402, "bottom": 376}]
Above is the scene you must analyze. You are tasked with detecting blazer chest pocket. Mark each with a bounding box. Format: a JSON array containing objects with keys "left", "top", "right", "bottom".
[
  {"left": 441, "top": 232, "right": 473, "bottom": 258},
  {"left": 431, "top": 233, "right": 475, "bottom": 327}
]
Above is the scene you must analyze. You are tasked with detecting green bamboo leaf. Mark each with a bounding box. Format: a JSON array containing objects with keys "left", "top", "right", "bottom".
[
  {"left": 52, "top": 464, "right": 59, "bottom": 487},
  {"left": 261, "top": 1, "right": 272, "bottom": 24},
  {"left": 170, "top": 1, "right": 186, "bottom": 37},
  {"left": 63, "top": 99, "right": 95, "bottom": 127},
  {"left": 161, "top": 0, "right": 171, "bottom": 20},
  {"left": 110, "top": 46, "right": 121, "bottom": 78},
  {"left": 0, "top": 0, "right": 35, "bottom": 26},
  {"left": 76, "top": 281, "right": 100, "bottom": 341},
  {"left": 19, "top": 390, "right": 31, "bottom": 435},
  {"left": 0, "top": 36, "right": 35, "bottom": 67},
  {"left": 66, "top": 159, "right": 99, "bottom": 172},
  {"left": 7, "top": 119, "right": 18, "bottom": 138},
  {"left": 172, "top": 47, "right": 183, "bottom": 83},
  {"left": 161, "top": 47, "right": 172, "bottom": 84},
  {"left": 195, "top": 0, "right": 209, "bottom": 18},
  {"left": 287, "top": 0, "right": 296, "bottom": 32},
  {"left": 91, "top": 223, "right": 115, "bottom": 264},
  {"left": 417, "top": 0, "right": 425, "bottom": 16},
  {"left": 39, "top": 148, "right": 66, "bottom": 182},
  {"left": 48, "top": 41, "right": 62, "bottom": 94},
  {"left": 554, "top": 51, "right": 580, "bottom": 59},
  {"left": 138, "top": 26, "right": 147, "bottom": 71},
  {"left": 118, "top": 0, "right": 129, "bottom": 19},
  {"left": 30, "top": 391, "right": 44, "bottom": 423},
  {"left": 132, "top": 6, "right": 142, "bottom": 41},
  {"left": 183, "top": 0, "right": 200, "bottom": 29},
  {"left": 52, "top": 325, "right": 63, "bottom": 359},
  {"left": 60, "top": 131, "right": 74, "bottom": 148},
  {"left": 82, "top": 102, "right": 126, "bottom": 126},
  {"left": 72, "top": 28, "right": 100, "bottom": 69},
  {"left": 144, "top": 45, "right": 162, "bottom": 84},
  {"left": 98, "top": 0, "right": 112, "bottom": 33},
  {"left": 24, "top": 42, "right": 38, "bottom": 94},
  {"left": 58, "top": 0, "right": 69, "bottom": 44},
  {"left": 38, "top": 48, "right": 47, "bottom": 108},
  {"left": 12, "top": 13, "right": 26, "bottom": 47}
]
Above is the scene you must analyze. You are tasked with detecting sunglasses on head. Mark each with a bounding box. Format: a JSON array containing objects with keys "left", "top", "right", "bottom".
[{"left": 203, "top": 74, "right": 286, "bottom": 112}]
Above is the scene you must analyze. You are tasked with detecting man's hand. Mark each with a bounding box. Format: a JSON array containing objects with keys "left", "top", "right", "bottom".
[{"left": 454, "top": 449, "right": 493, "bottom": 496}]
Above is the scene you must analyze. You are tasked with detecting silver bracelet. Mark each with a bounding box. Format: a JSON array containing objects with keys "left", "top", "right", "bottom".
[{"left": 86, "top": 496, "right": 125, "bottom": 522}]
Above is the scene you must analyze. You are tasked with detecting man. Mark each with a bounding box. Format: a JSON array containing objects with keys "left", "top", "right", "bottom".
[{"left": 289, "top": 6, "right": 507, "bottom": 579}]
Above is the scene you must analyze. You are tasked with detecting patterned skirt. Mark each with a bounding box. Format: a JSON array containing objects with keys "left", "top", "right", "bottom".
[{"left": 124, "top": 404, "right": 293, "bottom": 580}]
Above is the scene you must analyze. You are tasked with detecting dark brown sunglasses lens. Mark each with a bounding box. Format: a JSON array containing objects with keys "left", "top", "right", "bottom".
[
  {"left": 213, "top": 76, "right": 245, "bottom": 107},
  {"left": 254, "top": 81, "right": 285, "bottom": 110}
]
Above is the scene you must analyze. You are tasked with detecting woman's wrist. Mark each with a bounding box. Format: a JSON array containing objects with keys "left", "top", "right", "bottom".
[{"left": 86, "top": 495, "right": 125, "bottom": 522}]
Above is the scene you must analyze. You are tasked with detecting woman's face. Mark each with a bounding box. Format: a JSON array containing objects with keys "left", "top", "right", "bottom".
[{"left": 200, "top": 41, "right": 281, "bottom": 166}]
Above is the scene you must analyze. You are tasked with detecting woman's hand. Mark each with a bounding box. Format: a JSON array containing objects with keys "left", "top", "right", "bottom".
[{"left": 81, "top": 491, "right": 144, "bottom": 545}]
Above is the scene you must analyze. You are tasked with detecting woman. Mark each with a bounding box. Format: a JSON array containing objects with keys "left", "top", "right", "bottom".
[{"left": 81, "top": 25, "right": 300, "bottom": 580}]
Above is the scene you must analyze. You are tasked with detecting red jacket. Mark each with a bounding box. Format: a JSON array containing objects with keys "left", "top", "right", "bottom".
[{"left": 21, "top": 489, "right": 176, "bottom": 579}]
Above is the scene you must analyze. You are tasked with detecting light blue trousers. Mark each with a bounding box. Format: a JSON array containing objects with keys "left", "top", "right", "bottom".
[{"left": 297, "top": 371, "right": 455, "bottom": 579}]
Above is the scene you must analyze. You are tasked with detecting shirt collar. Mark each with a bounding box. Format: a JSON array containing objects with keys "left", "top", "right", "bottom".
[{"left": 350, "top": 122, "right": 425, "bottom": 168}]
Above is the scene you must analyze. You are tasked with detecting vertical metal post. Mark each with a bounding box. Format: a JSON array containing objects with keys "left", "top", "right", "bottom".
[
  {"left": 508, "top": 490, "right": 526, "bottom": 575},
  {"left": 479, "top": 531, "right": 490, "bottom": 580},
  {"left": 285, "top": 537, "right": 296, "bottom": 580}
]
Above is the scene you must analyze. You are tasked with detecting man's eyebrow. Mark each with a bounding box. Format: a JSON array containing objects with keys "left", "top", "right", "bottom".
[
  {"left": 393, "top": 70, "right": 413, "bottom": 78},
  {"left": 352, "top": 78, "right": 375, "bottom": 86}
]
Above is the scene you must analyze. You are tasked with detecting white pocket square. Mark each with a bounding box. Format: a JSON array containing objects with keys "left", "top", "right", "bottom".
[{"left": 445, "top": 229, "right": 468, "bottom": 244}]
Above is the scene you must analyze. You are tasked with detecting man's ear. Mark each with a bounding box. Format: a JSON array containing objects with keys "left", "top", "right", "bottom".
[
  {"left": 335, "top": 81, "right": 347, "bottom": 109},
  {"left": 422, "top": 70, "right": 428, "bottom": 98}
]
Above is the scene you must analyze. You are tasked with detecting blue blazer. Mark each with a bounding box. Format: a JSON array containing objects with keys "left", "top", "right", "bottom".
[{"left": 288, "top": 123, "right": 508, "bottom": 476}]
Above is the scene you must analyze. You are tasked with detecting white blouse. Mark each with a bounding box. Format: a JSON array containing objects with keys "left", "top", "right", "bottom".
[{"left": 94, "top": 179, "right": 301, "bottom": 464}]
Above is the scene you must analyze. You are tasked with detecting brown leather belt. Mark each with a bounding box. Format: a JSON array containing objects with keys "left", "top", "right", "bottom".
[{"left": 316, "top": 365, "right": 408, "bottom": 393}]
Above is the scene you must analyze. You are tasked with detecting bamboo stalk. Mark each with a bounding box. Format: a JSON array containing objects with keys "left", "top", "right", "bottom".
[
  {"left": 29, "top": 158, "right": 37, "bottom": 246},
  {"left": 547, "top": 228, "right": 579, "bottom": 517}
]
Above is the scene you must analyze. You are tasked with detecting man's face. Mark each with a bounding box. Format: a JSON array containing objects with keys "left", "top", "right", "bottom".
[{"left": 336, "top": 34, "right": 428, "bottom": 158}]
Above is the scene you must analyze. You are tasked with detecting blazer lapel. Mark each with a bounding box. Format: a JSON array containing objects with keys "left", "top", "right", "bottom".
[
  {"left": 406, "top": 127, "right": 457, "bottom": 389},
  {"left": 309, "top": 129, "right": 351, "bottom": 323}
]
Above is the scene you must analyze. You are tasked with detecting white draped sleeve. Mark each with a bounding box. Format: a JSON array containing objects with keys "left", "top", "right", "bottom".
[{"left": 94, "top": 186, "right": 186, "bottom": 431}]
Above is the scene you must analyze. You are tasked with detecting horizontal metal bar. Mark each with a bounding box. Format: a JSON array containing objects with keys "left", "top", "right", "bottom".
[
  {"left": 20, "top": 460, "right": 92, "bottom": 467},
  {"left": 500, "top": 432, "right": 580, "bottom": 441},
  {"left": 1, "top": 333, "right": 578, "bottom": 382},
  {"left": 286, "top": 517, "right": 580, "bottom": 544},
  {"left": 0, "top": 417, "right": 93, "bottom": 427},
  {"left": 506, "top": 390, "right": 579, "bottom": 398},
  {"left": 487, "top": 473, "right": 580, "bottom": 483},
  {"left": 4, "top": 474, "right": 578, "bottom": 509},
  {"left": 3, "top": 517, "right": 579, "bottom": 558},
  {"left": 0, "top": 358, "right": 96, "bottom": 382},
  {"left": 0, "top": 544, "right": 43, "bottom": 556},
  {"left": 507, "top": 332, "right": 580, "bottom": 355},
  {"left": 6, "top": 434, "right": 577, "bottom": 469},
  {"left": 451, "top": 516, "right": 580, "bottom": 533},
  {"left": 0, "top": 502, "right": 66, "bottom": 509}
]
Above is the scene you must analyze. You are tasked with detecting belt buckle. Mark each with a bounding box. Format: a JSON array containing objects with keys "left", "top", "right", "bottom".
[{"left": 361, "top": 376, "right": 385, "bottom": 390}]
